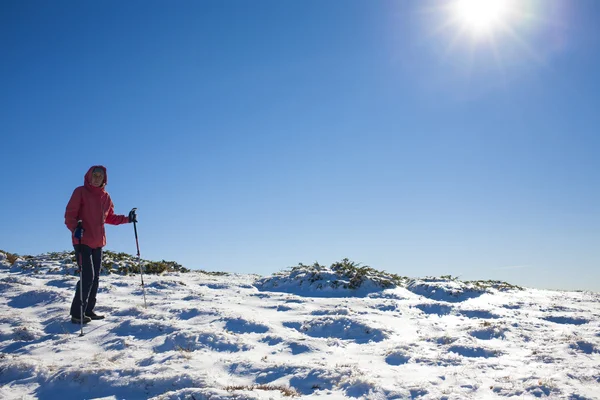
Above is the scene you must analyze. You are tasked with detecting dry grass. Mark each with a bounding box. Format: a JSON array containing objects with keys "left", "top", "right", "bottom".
[
  {"left": 225, "top": 384, "right": 299, "bottom": 397},
  {"left": 5, "top": 252, "right": 19, "bottom": 265}
]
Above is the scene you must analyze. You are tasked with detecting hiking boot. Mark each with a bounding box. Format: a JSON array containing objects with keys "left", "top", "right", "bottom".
[
  {"left": 85, "top": 312, "right": 105, "bottom": 320},
  {"left": 71, "top": 315, "right": 92, "bottom": 324}
]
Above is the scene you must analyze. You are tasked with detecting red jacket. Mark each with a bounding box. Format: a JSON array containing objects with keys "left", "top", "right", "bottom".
[{"left": 65, "top": 165, "right": 130, "bottom": 248}]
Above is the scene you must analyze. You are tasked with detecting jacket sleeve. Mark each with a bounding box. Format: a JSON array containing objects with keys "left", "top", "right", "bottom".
[
  {"left": 65, "top": 187, "right": 82, "bottom": 232},
  {"left": 105, "top": 195, "right": 130, "bottom": 225}
]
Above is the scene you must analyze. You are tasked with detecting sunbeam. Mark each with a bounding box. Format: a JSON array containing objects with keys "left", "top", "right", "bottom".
[{"left": 413, "top": 0, "right": 548, "bottom": 81}]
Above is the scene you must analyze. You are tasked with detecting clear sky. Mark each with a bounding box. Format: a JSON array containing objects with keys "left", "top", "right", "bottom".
[{"left": 1, "top": 0, "right": 598, "bottom": 291}]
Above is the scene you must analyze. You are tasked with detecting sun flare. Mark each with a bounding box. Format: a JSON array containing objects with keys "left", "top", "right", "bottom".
[{"left": 454, "top": 0, "right": 514, "bottom": 34}]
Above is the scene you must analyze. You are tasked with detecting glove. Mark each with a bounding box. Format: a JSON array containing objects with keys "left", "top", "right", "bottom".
[
  {"left": 73, "top": 226, "right": 84, "bottom": 239},
  {"left": 128, "top": 208, "right": 137, "bottom": 223}
]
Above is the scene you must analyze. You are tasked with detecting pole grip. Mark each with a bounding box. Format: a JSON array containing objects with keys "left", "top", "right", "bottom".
[{"left": 76, "top": 220, "right": 83, "bottom": 267}]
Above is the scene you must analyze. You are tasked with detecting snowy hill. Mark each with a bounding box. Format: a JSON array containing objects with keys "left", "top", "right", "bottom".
[{"left": 1, "top": 251, "right": 599, "bottom": 399}]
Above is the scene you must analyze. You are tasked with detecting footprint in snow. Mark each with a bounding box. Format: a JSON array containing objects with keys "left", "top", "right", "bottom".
[
  {"left": 145, "top": 281, "right": 187, "bottom": 290},
  {"left": 176, "top": 308, "right": 217, "bottom": 320},
  {"left": 385, "top": 351, "right": 411, "bottom": 365},
  {"left": 344, "top": 381, "right": 375, "bottom": 398},
  {"left": 470, "top": 327, "right": 507, "bottom": 340},
  {"left": 375, "top": 303, "right": 399, "bottom": 312},
  {"left": 542, "top": 315, "right": 589, "bottom": 325},
  {"left": 569, "top": 341, "right": 598, "bottom": 354},
  {"left": 260, "top": 335, "right": 284, "bottom": 346},
  {"left": 249, "top": 365, "right": 297, "bottom": 385},
  {"left": 224, "top": 318, "right": 270, "bottom": 334},
  {"left": 427, "top": 336, "right": 459, "bottom": 345},
  {"left": 110, "top": 307, "right": 146, "bottom": 317},
  {"left": 288, "top": 342, "right": 311, "bottom": 355},
  {"left": 251, "top": 293, "right": 272, "bottom": 299},
  {"left": 502, "top": 303, "right": 523, "bottom": 310},
  {"left": 284, "top": 299, "right": 304, "bottom": 304},
  {"left": 409, "top": 389, "right": 429, "bottom": 398},
  {"left": 104, "top": 338, "right": 128, "bottom": 351},
  {"left": 540, "top": 305, "right": 577, "bottom": 313},
  {"left": 0, "top": 276, "right": 30, "bottom": 286},
  {"left": 415, "top": 303, "right": 453, "bottom": 316},
  {"left": 288, "top": 369, "right": 339, "bottom": 395},
  {"left": 137, "top": 356, "right": 155, "bottom": 367},
  {"left": 412, "top": 356, "right": 463, "bottom": 367},
  {"left": 11, "top": 326, "right": 44, "bottom": 342},
  {"left": 0, "top": 314, "right": 21, "bottom": 327},
  {"left": 458, "top": 309, "right": 500, "bottom": 319},
  {"left": 283, "top": 317, "right": 387, "bottom": 343},
  {"left": 110, "top": 281, "right": 131, "bottom": 288},
  {"left": 7, "top": 290, "right": 65, "bottom": 309},
  {"left": 45, "top": 279, "right": 73, "bottom": 289},
  {"left": 199, "top": 283, "right": 229, "bottom": 290},
  {"left": 311, "top": 308, "right": 350, "bottom": 316},
  {"left": 155, "top": 332, "right": 252, "bottom": 353},
  {"left": 43, "top": 317, "right": 83, "bottom": 335},
  {"left": 112, "top": 320, "right": 176, "bottom": 340},
  {"left": 448, "top": 345, "right": 500, "bottom": 358},
  {"left": 181, "top": 294, "right": 204, "bottom": 301}
]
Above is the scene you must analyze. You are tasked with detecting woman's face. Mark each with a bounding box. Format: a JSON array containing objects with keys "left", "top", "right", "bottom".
[{"left": 91, "top": 170, "right": 104, "bottom": 187}]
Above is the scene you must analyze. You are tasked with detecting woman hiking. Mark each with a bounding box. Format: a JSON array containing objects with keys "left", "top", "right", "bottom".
[{"left": 65, "top": 165, "right": 136, "bottom": 324}]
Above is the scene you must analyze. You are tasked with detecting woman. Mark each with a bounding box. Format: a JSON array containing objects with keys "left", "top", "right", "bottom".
[{"left": 65, "top": 165, "right": 136, "bottom": 324}]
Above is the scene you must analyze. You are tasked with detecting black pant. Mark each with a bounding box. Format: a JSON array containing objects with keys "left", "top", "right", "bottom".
[{"left": 70, "top": 245, "right": 103, "bottom": 318}]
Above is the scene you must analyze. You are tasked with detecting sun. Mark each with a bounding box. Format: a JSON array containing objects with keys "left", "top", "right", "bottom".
[
  {"left": 416, "top": 0, "right": 541, "bottom": 76},
  {"left": 453, "top": 0, "right": 514, "bottom": 35}
]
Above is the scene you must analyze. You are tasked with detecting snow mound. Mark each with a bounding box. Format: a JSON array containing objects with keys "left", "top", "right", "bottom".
[
  {"left": 256, "top": 261, "right": 523, "bottom": 301},
  {"left": 406, "top": 277, "right": 520, "bottom": 302},
  {"left": 255, "top": 259, "right": 408, "bottom": 297}
]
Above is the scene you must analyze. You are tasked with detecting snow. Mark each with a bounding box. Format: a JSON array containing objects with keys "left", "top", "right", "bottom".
[{"left": 1, "top": 252, "right": 599, "bottom": 399}]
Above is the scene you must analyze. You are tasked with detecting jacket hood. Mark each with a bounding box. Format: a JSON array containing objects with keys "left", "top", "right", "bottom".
[{"left": 84, "top": 165, "right": 108, "bottom": 189}]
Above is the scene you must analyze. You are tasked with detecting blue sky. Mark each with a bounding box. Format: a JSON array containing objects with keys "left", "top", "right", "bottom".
[{"left": 1, "top": 0, "right": 598, "bottom": 291}]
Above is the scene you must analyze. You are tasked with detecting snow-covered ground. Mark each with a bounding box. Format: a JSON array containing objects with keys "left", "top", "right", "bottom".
[{"left": 1, "top": 252, "right": 599, "bottom": 399}]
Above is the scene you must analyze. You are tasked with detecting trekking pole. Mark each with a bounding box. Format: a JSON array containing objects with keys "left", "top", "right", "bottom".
[
  {"left": 131, "top": 208, "right": 147, "bottom": 308},
  {"left": 76, "top": 220, "right": 84, "bottom": 337}
]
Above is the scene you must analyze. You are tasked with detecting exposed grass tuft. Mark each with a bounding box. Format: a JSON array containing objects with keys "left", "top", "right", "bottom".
[
  {"left": 284, "top": 258, "right": 409, "bottom": 290},
  {"left": 0, "top": 250, "right": 22, "bottom": 265},
  {"left": 225, "top": 384, "right": 298, "bottom": 397}
]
